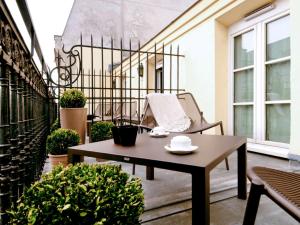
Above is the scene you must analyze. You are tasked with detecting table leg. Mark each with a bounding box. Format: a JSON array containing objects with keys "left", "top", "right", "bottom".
[
  {"left": 192, "top": 168, "right": 209, "bottom": 225},
  {"left": 237, "top": 143, "right": 247, "bottom": 199},
  {"left": 146, "top": 166, "right": 154, "bottom": 180},
  {"left": 68, "top": 153, "right": 81, "bottom": 164}
]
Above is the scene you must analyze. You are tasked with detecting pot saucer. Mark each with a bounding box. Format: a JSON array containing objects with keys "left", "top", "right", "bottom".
[
  {"left": 149, "top": 132, "right": 170, "bottom": 138},
  {"left": 164, "top": 145, "right": 198, "bottom": 154}
]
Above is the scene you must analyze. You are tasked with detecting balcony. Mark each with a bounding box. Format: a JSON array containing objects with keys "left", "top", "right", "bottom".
[{"left": 0, "top": 1, "right": 299, "bottom": 225}]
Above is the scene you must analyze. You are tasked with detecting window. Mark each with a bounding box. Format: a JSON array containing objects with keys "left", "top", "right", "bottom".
[
  {"left": 265, "top": 15, "right": 290, "bottom": 143},
  {"left": 231, "top": 14, "right": 290, "bottom": 146},
  {"left": 233, "top": 30, "right": 254, "bottom": 138}
]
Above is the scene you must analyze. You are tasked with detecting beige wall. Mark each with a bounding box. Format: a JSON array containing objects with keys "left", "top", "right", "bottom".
[
  {"left": 290, "top": 0, "right": 300, "bottom": 155},
  {"left": 215, "top": 21, "right": 228, "bottom": 134}
]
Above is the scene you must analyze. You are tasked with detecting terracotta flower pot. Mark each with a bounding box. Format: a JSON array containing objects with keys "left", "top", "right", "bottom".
[
  {"left": 48, "top": 154, "right": 68, "bottom": 169},
  {"left": 60, "top": 108, "right": 87, "bottom": 144}
]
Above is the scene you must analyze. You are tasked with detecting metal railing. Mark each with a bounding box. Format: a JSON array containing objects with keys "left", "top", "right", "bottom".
[
  {"left": 0, "top": 1, "right": 56, "bottom": 223},
  {"left": 51, "top": 35, "right": 185, "bottom": 125}
]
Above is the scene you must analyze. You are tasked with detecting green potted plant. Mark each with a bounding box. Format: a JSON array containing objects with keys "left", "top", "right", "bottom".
[
  {"left": 90, "top": 121, "right": 114, "bottom": 162},
  {"left": 8, "top": 164, "right": 144, "bottom": 225},
  {"left": 46, "top": 128, "right": 80, "bottom": 169},
  {"left": 50, "top": 118, "right": 60, "bottom": 133},
  {"left": 60, "top": 89, "right": 87, "bottom": 144},
  {"left": 90, "top": 121, "right": 114, "bottom": 143}
]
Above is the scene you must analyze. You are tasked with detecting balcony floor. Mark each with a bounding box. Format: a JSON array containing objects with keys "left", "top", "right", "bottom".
[{"left": 43, "top": 150, "right": 298, "bottom": 225}]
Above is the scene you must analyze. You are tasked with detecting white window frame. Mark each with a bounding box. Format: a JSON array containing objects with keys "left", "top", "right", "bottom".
[{"left": 228, "top": 1, "right": 290, "bottom": 156}]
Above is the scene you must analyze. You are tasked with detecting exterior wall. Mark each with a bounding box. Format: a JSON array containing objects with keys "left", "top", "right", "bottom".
[
  {"left": 121, "top": 0, "right": 271, "bottom": 134},
  {"left": 290, "top": 0, "right": 300, "bottom": 155},
  {"left": 57, "top": 0, "right": 195, "bottom": 50},
  {"left": 215, "top": 21, "right": 228, "bottom": 134},
  {"left": 179, "top": 20, "right": 216, "bottom": 125}
]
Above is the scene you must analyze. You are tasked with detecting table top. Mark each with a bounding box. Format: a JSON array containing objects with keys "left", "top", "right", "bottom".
[{"left": 68, "top": 133, "right": 246, "bottom": 173}]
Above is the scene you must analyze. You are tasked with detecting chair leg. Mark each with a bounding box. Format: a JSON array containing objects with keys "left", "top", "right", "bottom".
[
  {"left": 225, "top": 157, "right": 229, "bottom": 170},
  {"left": 242, "top": 183, "right": 263, "bottom": 225},
  {"left": 219, "top": 122, "right": 229, "bottom": 170},
  {"left": 132, "top": 163, "right": 136, "bottom": 175}
]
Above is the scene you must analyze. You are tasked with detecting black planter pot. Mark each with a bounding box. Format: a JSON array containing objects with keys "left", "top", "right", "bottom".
[
  {"left": 112, "top": 125, "right": 138, "bottom": 146},
  {"left": 87, "top": 114, "right": 96, "bottom": 120},
  {"left": 112, "top": 126, "right": 121, "bottom": 144}
]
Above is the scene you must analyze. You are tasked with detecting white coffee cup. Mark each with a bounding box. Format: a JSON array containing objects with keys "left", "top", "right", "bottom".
[
  {"left": 170, "top": 136, "right": 192, "bottom": 149},
  {"left": 151, "top": 126, "right": 166, "bottom": 135}
]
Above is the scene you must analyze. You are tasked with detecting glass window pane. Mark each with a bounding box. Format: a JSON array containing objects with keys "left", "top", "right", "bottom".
[
  {"left": 266, "top": 104, "right": 290, "bottom": 143},
  {"left": 267, "top": 15, "right": 290, "bottom": 61},
  {"left": 234, "top": 30, "right": 254, "bottom": 69},
  {"left": 234, "top": 105, "right": 253, "bottom": 138},
  {"left": 234, "top": 69, "right": 253, "bottom": 102},
  {"left": 266, "top": 60, "right": 290, "bottom": 101}
]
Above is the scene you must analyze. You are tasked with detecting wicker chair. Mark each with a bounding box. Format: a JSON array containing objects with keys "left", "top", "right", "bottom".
[{"left": 243, "top": 166, "right": 300, "bottom": 225}]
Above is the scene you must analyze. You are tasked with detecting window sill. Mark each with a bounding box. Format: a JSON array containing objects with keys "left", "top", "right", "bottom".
[{"left": 247, "top": 142, "right": 289, "bottom": 158}]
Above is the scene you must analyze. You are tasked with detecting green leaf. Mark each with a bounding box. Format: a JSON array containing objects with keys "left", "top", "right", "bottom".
[{"left": 62, "top": 204, "right": 71, "bottom": 211}]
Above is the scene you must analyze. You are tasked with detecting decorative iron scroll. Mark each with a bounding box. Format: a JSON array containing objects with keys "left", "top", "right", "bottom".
[
  {"left": 47, "top": 45, "right": 82, "bottom": 88},
  {"left": 0, "top": 20, "right": 47, "bottom": 97}
]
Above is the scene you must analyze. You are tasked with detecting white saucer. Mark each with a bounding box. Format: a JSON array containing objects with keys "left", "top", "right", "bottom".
[
  {"left": 149, "top": 132, "right": 170, "bottom": 138},
  {"left": 164, "top": 145, "right": 198, "bottom": 154}
]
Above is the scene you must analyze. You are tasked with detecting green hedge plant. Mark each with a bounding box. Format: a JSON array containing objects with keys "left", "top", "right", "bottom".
[
  {"left": 46, "top": 128, "right": 80, "bottom": 155},
  {"left": 60, "top": 89, "right": 87, "bottom": 108},
  {"left": 50, "top": 118, "right": 61, "bottom": 133},
  {"left": 91, "top": 121, "right": 114, "bottom": 142},
  {"left": 8, "top": 164, "right": 144, "bottom": 225}
]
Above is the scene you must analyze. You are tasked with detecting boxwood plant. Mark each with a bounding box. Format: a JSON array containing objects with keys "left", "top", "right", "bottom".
[
  {"left": 50, "top": 118, "right": 61, "bottom": 133},
  {"left": 8, "top": 164, "right": 144, "bottom": 225},
  {"left": 91, "top": 121, "right": 114, "bottom": 142},
  {"left": 46, "top": 128, "right": 80, "bottom": 155},
  {"left": 60, "top": 89, "right": 87, "bottom": 108}
]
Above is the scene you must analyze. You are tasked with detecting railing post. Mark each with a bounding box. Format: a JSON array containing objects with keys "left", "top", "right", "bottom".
[
  {"left": 0, "top": 60, "right": 11, "bottom": 225},
  {"left": 23, "top": 81, "right": 31, "bottom": 186},
  {"left": 9, "top": 69, "right": 19, "bottom": 203},
  {"left": 17, "top": 77, "right": 25, "bottom": 194}
]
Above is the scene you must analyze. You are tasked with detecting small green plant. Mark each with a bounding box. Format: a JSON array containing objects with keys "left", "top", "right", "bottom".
[
  {"left": 60, "top": 89, "right": 87, "bottom": 108},
  {"left": 50, "top": 118, "right": 60, "bottom": 133},
  {"left": 91, "top": 121, "right": 114, "bottom": 142},
  {"left": 8, "top": 164, "right": 144, "bottom": 225},
  {"left": 46, "top": 128, "right": 80, "bottom": 155}
]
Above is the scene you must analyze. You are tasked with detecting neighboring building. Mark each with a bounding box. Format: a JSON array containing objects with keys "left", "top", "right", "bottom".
[
  {"left": 55, "top": 0, "right": 300, "bottom": 160},
  {"left": 55, "top": 0, "right": 196, "bottom": 50}
]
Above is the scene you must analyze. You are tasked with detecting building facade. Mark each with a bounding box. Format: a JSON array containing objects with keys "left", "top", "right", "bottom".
[{"left": 118, "top": 0, "right": 300, "bottom": 159}]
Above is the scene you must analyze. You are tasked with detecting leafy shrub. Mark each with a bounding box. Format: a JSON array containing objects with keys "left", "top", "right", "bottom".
[
  {"left": 91, "top": 121, "right": 114, "bottom": 142},
  {"left": 46, "top": 128, "right": 80, "bottom": 155},
  {"left": 8, "top": 164, "right": 144, "bottom": 225},
  {"left": 50, "top": 118, "right": 60, "bottom": 133},
  {"left": 60, "top": 89, "right": 87, "bottom": 108}
]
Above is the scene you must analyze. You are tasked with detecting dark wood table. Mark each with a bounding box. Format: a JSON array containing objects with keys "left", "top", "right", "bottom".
[{"left": 68, "top": 133, "right": 247, "bottom": 225}]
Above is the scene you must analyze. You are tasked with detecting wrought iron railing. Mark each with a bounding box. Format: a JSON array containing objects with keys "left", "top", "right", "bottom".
[
  {"left": 51, "top": 35, "right": 185, "bottom": 125},
  {"left": 0, "top": 1, "right": 56, "bottom": 223}
]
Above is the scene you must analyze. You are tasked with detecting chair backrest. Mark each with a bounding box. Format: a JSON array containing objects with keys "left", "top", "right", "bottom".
[
  {"left": 121, "top": 101, "right": 138, "bottom": 117},
  {"left": 140, "top": 92, "right": 206, "bottom": 130},
  {"left": 94, "top": 102, "right": 122, "bottom": 117},
  {"left": 177, "top": 93, "right": 206, "bottom": 130}
]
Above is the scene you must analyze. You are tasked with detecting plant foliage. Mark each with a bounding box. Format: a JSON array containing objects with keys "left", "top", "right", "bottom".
[
  {"left": 60, "top": 89, "right": 87, "bottom": 108},
  {"left": 91, "top": 121, "right": 114, "bottom": 142},
  {"left": 8, "top": 164, "right": 144, "bottom": 225},
  {"left": 50, "top": 118, "right": 61, "bottom": 133},
  {"left": 46, "top": 128, "right": 80, "bottom": 155}
]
